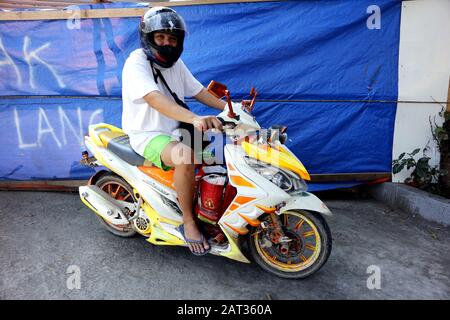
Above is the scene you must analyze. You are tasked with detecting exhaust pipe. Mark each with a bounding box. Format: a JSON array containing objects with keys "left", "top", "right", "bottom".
[{"left": 79, "top": 185, "right": 130, "bottom": 226}]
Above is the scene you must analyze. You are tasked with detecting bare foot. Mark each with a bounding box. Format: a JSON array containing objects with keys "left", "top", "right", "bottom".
[{"left": 183, "top": 220, "right": 210, "bottom": 254}]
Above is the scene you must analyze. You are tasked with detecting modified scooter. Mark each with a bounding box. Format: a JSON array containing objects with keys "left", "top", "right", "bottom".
[{"left": 79, "top": 81, "right": 332, "bottom": 279}]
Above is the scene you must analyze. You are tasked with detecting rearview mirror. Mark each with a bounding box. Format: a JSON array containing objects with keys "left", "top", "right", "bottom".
[{"left": 207, "top": 80, "right": 228, "bottom": 99}]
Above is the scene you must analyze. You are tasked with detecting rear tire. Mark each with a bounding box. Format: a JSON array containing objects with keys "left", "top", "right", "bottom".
[
  {"left": 94, "top": 173, "right": 137, "bottom": 238},
  {"left": 248, "top": 210, "right": 332, "bottom": 279}
]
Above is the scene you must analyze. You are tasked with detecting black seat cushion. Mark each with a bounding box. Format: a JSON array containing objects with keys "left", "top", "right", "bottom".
[{"left": 107, "top": 135, "right": 146, "bottom": 166}]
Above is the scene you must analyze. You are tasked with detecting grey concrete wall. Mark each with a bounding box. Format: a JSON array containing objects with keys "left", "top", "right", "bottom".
[{"left": 369, "top": 182, "right": 450, "bottom": 226}]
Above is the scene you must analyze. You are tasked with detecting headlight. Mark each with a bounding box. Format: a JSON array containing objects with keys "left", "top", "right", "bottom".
[{"left": 244, "top": 157, "right": 307, "bottom": 194}]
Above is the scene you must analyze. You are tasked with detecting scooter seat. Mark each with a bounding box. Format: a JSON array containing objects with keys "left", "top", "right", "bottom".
[{"left": 102, "top": 133, "right": 150, "bottom": 167}]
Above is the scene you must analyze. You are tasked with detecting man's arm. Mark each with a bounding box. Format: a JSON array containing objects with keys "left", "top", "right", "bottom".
[
  {"left": 144, "top": 90, "right": 196, "bottom": 123},
  {"left": 143, "top": 90, "right": 222, "bottom": 131},
  {"left": 194, "top": 88, "right": 227, "bottom": 111}
]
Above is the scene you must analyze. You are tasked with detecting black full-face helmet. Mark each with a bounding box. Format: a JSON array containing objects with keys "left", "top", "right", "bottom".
[{"left": 139, "top": 7, "right": 186, "bottom": 68}]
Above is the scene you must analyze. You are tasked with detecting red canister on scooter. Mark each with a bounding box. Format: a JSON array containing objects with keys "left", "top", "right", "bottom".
[{"left": 196, "top": 174, "right": 226, "bottom": 224}]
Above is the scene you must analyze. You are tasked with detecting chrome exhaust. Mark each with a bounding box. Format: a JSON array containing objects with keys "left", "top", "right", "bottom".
[{"left": 79, "top": 185, "right": 130, "bottom": 226}]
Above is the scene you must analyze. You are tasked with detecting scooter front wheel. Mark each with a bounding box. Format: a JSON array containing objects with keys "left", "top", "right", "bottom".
[
  {"left": 248, "top": 210, "right": 332, "bottom": 279},
  {"left": 94, "top": 173, "right": 137, "bottom": 238}
]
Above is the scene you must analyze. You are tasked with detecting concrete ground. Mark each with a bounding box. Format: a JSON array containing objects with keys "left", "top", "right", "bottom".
[{"left": 0, "top": 190, "right": 449, "bottom": 300}]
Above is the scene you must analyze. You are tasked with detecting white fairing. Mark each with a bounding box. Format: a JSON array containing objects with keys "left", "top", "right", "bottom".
[
  {"left": 280, "top": 193, "right": 332, "bottom": 216},
  {"left": 215, "top": 145, "right": 332, "bottom": 236},
  {"left": 218, "top": 102, "right": 260, "bottom": 138}
]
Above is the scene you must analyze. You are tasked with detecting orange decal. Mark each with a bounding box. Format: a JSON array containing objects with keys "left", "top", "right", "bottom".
[
  {"left": 224, "top": 222, "right": 247, "bottom": 235},
  {"left": 229, "top": 203, "right": 239, "bottom": 211},
  {"left": 238, "top": 213, "right": 261, "bottom": 227},
  {"left": 255, "top": 204, "right": 277, "bottom": 213},
  {"left": 222, "top": 196, "right": 255, "bottom": 216},
  {"left": 138, "top": 166, "right": 175, "bottom": 189},
  {"left": 234, "top": 196, "right": 256, "bottom": 205},
  {"left": 230, "top": 175, "right": 256, "bottom": 188},
  {"left": 227, "top": 163, "right": 235, "bottom": 171}
]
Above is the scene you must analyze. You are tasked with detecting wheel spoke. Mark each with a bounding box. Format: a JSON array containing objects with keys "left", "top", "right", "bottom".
[
  {"left": 122, "top": 193, "right": 131, "bottom": 202},
  {"left": 294, "top": 218, "right": 304, "bottom": 231},
  {"left": 302, "top": 230, "right": 316, "bottom": 238},
  {"left": 112, "top": 185, "right": 122, "bottom": 198},
  {"left": 102, "top": 182, "right": 133, "bottom": 202},
  {"left": 283, "top": 214, "right": 289, "bottom": 226}
]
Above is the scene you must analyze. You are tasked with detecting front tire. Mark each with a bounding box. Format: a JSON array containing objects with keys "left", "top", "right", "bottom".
[
  {"left": 94, "top": 173, "right": 137, "bottom": 238},
  {"left": 248, "top": 210, "right": 332, "bottom": 279}
]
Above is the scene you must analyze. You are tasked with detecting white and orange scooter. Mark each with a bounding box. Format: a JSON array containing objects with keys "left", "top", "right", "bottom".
[{"left": 78, "top": 81, "right": 332, "bottom": 279}]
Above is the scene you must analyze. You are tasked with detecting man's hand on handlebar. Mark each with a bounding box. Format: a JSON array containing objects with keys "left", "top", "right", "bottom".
[{"left": 192, "top": 115, "right": 223, "bottom": 132}]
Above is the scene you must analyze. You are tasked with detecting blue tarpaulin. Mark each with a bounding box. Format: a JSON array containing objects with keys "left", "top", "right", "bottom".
[{"left": 0, "top": 0, "right": 401, "bottom": 182}]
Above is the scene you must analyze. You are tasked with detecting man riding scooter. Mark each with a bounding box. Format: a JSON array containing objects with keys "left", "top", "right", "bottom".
[{"left": 121, "top": 7, "right": 227, "bottom": 255}]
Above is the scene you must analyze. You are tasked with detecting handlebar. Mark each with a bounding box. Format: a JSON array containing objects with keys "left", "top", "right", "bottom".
[{"left": 217, "top": 117, "right": 237, "bottom": 129}]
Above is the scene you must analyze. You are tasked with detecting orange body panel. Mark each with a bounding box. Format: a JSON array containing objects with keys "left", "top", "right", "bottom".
[
  {"left": 234, "top": 196, "right": 256, "bottom": 205},
  {"left": 138, "top": 166, "right": 175, "bottom": 189},
  {"left": 230, "top": 175, "right": 256, "bottom": 188}
]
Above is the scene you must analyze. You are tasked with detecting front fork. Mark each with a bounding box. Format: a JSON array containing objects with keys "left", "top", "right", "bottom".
[
  {"left": 267, "top": 213, "right": 285, "bottom": 241},
  {"left": 256, "top": 211, "right": 292, "bottom": 255}
]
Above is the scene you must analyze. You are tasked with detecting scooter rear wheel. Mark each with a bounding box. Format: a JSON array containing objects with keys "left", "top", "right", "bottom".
[
  {"left": 94, "top": 173, "right": 137, "bottom": 237},
  {"left": 248, "top": 210, "right": 332, "bottom": 279}
]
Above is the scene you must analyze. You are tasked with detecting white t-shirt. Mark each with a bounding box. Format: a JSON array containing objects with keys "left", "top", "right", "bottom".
[{"left": 121, "top": 49, "right": 204, "bottom": 155}]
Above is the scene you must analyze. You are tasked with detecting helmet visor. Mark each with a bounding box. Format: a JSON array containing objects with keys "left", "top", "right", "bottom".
[{"left": 141, "top": 8, "right": 187, "bottom": 34}]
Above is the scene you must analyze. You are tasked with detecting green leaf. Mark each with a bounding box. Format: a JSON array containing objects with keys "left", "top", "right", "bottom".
[
  {"left": 393, "top": 162, "right": 406, "bottom": 174},
  {"left": 444, "top": 112, "right": 450, "bottom": 121},
  {"left": 435, "top": 127, "right": 445, "bottom": 134},
  {"left": 398, "top": 152, "right": 406, "bottom": 160},
  {"left": 415, "top": 166, "right": 427, "bottom": 179},
  {"left": 410, "top": 148, "right": 421, "bottom": 156},
  {"left": 417, "top": 157, "right": 430, "bottom": 166},
  {"left": 393, "top": 164, "right": 400, "bottom": 174},
  {"left": 406, "top": 159, "right": 416, "bottom": 170}
]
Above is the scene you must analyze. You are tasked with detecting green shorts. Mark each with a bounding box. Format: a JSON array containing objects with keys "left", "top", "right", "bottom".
[
  {"left": 143, "top": 135, "right": 175, "bottom": 171},
  {"left": 143, "top": 134, "right": 217, "bottom": 170}
]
